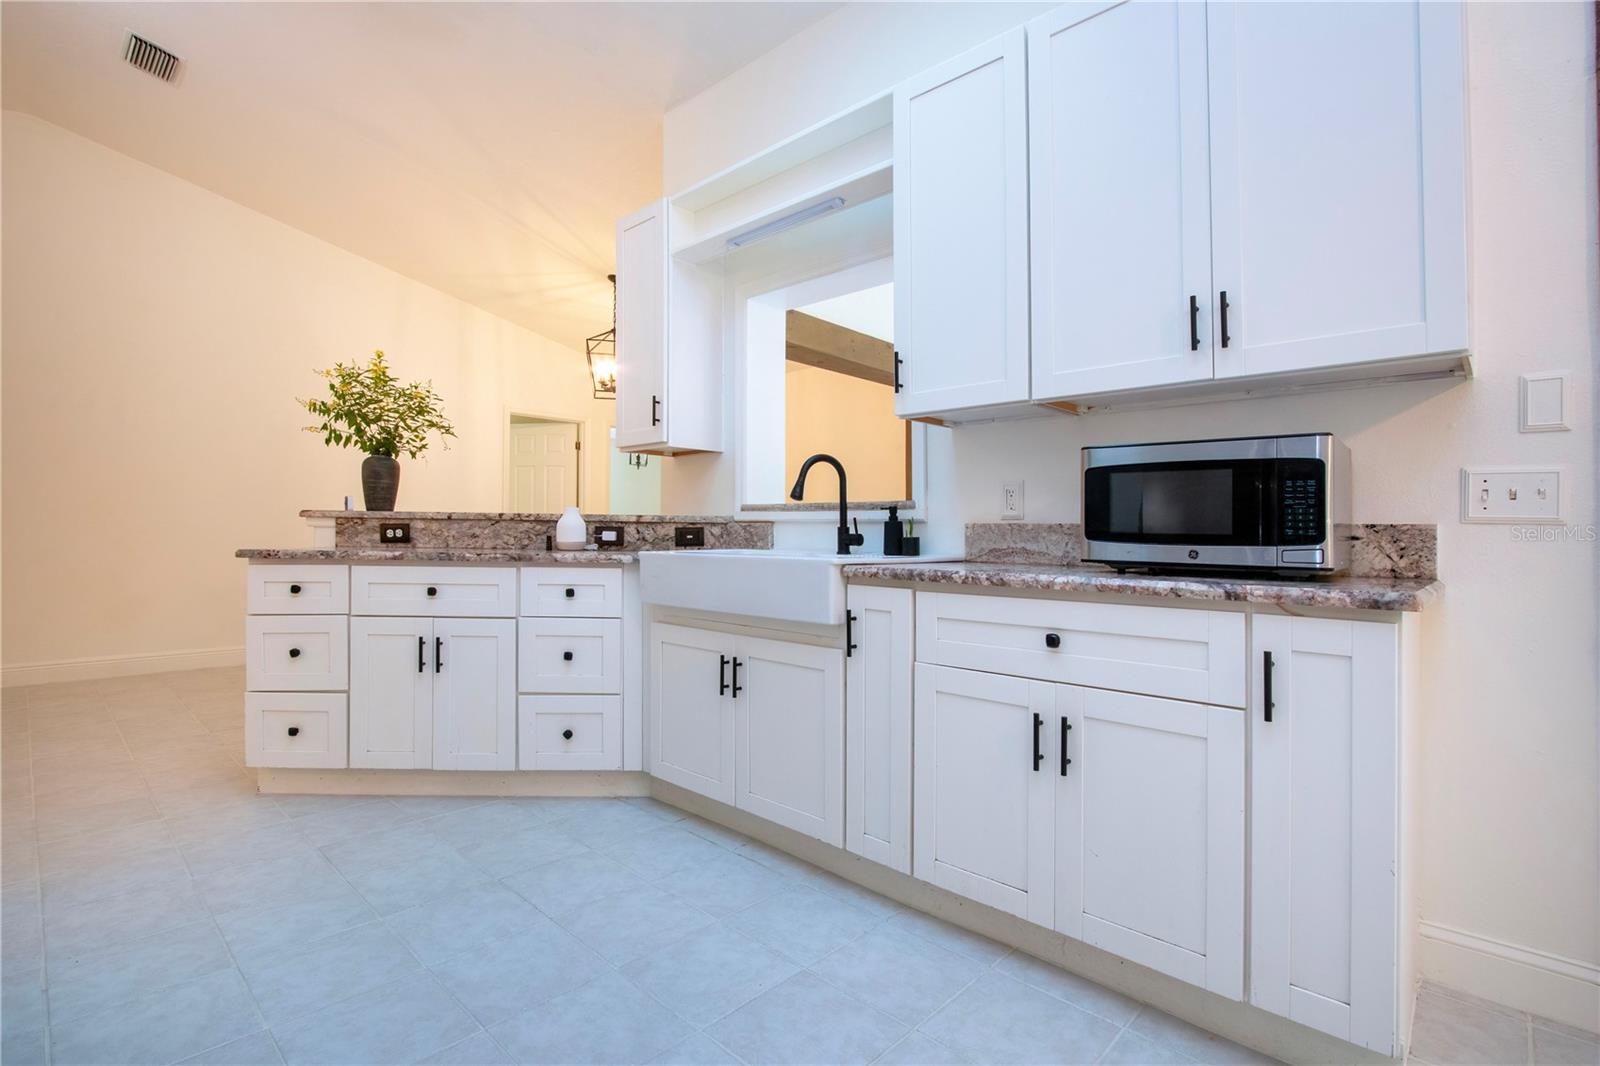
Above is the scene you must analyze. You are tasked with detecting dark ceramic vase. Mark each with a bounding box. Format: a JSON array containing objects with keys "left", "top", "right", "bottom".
[{"left": 361, "top": 454, "right": 400, "bottom": 511}]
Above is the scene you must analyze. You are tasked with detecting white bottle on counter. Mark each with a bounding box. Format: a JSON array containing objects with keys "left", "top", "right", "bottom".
[{"left": 555, "top": 506, "right": 587, "bottom": 550}]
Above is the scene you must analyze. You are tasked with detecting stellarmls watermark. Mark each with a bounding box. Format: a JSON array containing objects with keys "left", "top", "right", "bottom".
[{"left": 1510, "top": 525, "right": 1596, "bottom": 542}]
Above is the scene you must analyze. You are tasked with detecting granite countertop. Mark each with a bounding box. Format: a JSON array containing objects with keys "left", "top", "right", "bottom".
[
  {"left": 298, "top": 510, "right": 738, "bottom": 523},
  {"left": 237, "top": 548, "right": 636, "bottom": 564},
  {"left": 843, "top": 560, "right": 1441, "bottom": 612}
]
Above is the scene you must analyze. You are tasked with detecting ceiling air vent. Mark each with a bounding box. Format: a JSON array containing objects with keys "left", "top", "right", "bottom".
[{"left": 124, "top": 33, "right": 180, "bottom": 83}]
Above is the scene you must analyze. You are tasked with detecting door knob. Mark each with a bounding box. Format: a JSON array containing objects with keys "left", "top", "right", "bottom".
[
  {"left": 288, "top": 647, "right": 301, "bottom": 658},
  {"left": 287, "top": 726, "right": 300, "bottom": 737},
  {"left": 562, "top": 729, "right": 574, "bottom": 740}
]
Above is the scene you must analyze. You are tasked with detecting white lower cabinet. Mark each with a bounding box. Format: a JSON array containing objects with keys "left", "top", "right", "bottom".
[
  {"left": 1249, "top": 615, "right": 1402, "bottom": 1054},
  {"left": 650, "top": 621, "right": 844, "bottom": 845},
  {"left": 1054, "top": 686, "right": 1244, "bottom": 998},
  {"left": 519, "top": 695, "right": 622, "bottom": 770},
  {"left": 912, "top": 664, "right": 1055, "bottom": 925},
  {"left": 845, "top": 585, "right": 914, "bottom": 873},
  {"left": 350, "top": 616, "right": 515, "bottom": 770},
  {"left": 245, "top": 692, "right": 347, "bottom": 769}
]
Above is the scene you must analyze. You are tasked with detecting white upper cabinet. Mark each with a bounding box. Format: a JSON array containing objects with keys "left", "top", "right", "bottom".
[
  {"left": 614, "top": 200, "right": 722, "bottom": 454},
  {"left": 1208, "top": 1, "right": 1467, "bottom": 379},
  {"left": 1250, "top": 615, "right": 1402, "bottom": 1054},
  {"left": 894, "top": 28, "right": 1031, "bottom": 419},
  {"left": 1029, "top": 1, "right": 1215, "bottom": 399}
]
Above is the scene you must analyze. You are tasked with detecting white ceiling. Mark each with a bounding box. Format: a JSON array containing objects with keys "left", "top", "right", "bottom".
[{"left": 1, "top": 2, "right": 839, "bottom": 350}]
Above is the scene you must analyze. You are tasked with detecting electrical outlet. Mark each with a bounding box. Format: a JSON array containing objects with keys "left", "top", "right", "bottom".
[
  {"left": 674, "top": 525, "right": 705, "bottom": 548},
  {"left": 379, "top": 523, "right": 411, "bottom": 543},
  {"left": 1461, "top": 467, "right": 1563, "bottom": 523},
  {"left": 1002, "top": 481, "right": 1024, "bottom": 521}
]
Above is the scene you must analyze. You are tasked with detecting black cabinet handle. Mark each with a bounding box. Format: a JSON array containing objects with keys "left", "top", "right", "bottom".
[
  {"left": 565, "top": 588, "right": 576, "bottom": 599},
  {"left": 426, "top": 586, "right": 438, "bottom": 597},
  {"left": 1219, "top": 291, "right": 1231, "bottom": 348},
  {"left": 1060, "top": 717, "right": 1072, "bottom": 777},
  {"left": 562, "top": 728, "right": 574, "bottom": 741},
  {"left": 287, "top": 726, "right": 300, "bottom": 737},
  {"left": 562, "top": 651, "right": 574, "bottom": 662},
  {"left": 719, "top": 655, "right": 730, "bottom": 695},
  {"left": 1263, "top": 650, "right": 1274, "bottom": 722},
  {"left": 1189, "top": 295, "right": 1200, "bottom": 351},
  {"left": 731, "top": 657, "right": 743, "bottom": 698},
  {"left": 288, "top": 647, "right": 302, "bottom": 659},
  {"left": 435, "top": 637, "right": 443, "bottom": 673},
  {"left": 651, "top": 395, "right": 661, "bottom": 427},
  {"left": 845, "top": 611, "right": 857, "bottom": 658},
  {"left": 1032, "top": 713, "right": 1044, "bottom": 771},
  {"left": 1045, "top": 633, "right": 1061, "bottom": 650},
  {"left": 289, "top": 584, "right": 302, "bottom": 595},
  {"left": 893, "top": 350, "right": 903, "bottom": 393},
  {"left": 418, "top": 635, "right": 425, "bottom": 673}
]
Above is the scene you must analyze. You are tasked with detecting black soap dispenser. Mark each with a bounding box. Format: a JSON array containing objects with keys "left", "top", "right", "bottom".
[{"left": 883, "top": 505, "right": 905, "bottom": 556}]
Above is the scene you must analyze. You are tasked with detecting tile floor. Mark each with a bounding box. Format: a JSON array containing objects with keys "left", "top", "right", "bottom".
[{"left": 0, "top": 668, "right": 1593, "bottom": 1066}]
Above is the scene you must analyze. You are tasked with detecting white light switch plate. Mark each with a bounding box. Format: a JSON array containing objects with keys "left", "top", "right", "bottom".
[{"left": 1461, "top": 466, "right": 1564, "bottom": 523}]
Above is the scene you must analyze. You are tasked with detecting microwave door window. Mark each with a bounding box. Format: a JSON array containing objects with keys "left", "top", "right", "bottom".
[{"left": 1089, "top": 462, "right": 1267, "bottom": 545}]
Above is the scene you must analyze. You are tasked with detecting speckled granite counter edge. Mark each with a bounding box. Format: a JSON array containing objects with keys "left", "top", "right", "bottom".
[
  {"left": 843, "top": 560, "right": 1441, "bottom": 612},
  {"left": 237, "top": 548, "right": 636, "bottom": 564}
]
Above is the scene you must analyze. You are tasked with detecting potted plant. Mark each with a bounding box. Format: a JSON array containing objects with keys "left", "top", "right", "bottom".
[{"left": 301, "top": 350, "right": 456, "bottom": 511}]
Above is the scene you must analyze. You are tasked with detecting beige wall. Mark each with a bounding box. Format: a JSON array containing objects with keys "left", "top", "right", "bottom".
[
  {"left": 664, "top": 0, "right": 1599, "bottom": 1029},
  {"left": 785, "top": 364, "right": 906, "bottom": 503},
  {"left": 1, "top": 112, "right": 614, "bottom": 680}
]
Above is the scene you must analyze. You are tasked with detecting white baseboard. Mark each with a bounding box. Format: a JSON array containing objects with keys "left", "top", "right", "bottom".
[
  {"left": 255, "top": 768, "right": 651, "bottom": 797},
  {"left": 1420, "top": 920, "right": 1600, "bottom": 1033},
  {"left": 1, "top": 646, "right": 244, "bottom": 689}
]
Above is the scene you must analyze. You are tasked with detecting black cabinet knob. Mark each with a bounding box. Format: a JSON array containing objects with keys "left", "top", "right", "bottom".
[
  {"left": 289, "top": 584, "right": 302, "bottom": 595},
  {"left": 1045, "top": 633, "right": 1062, "bottom": 649},
  {"left": 562, "top": 651, "right": 574, "bottom": 662},
  {"left": 564, "top": 587, "right": 576, "bottom": 598},
  {"left": 288, "top": 647, "right": 302, "bottom": 658},
  {"left": 287, "top": 726, "right": 300, "bottom": 737},
  {"left": 562, "top": 729, "right": 574, "bottom": 740},
  {"left": 426, "top": 586, "right": 438, "bottom": 597}
]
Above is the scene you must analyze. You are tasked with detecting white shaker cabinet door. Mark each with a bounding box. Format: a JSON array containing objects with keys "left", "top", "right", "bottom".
[
  {"left": 893, "top": 28, "right": 1030, "bottom": 418},
  {"left": 845, "top": 585, "right": 914, "bottom": 873},
  {"left": 432, "top": 618, "right": 517, "bottom": 771},
  {"left": 1028, "top": 0, "right": 1214, "bottom": 400},
  {"left": 1250, "top": 615, "right": 1401, "bottom": 1054},
  {"left": 912, "top": 664, "right": 1054, "bottom": 927},
  {"left": 734, "top": 635, "right": 844, "bottom": 847},
  {"left": 1208, "top": 0, "right": 1467, "bottom": 378},
  {"left": 649, "top": 623, "right": 736, "bottom": 805},
  {"left": 1054, "top": 686, "right": 1245, "bottom": 999},
  {"left": 615, "top": 200, "right": 669, "bottom": 449},
  {"left": 349, "top": 617, "right": 433, "bottom": 769}
]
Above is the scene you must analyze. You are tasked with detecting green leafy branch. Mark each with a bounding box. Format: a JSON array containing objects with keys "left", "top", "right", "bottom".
[{"left": 300, "top": 350, "right": 456, "bottom": 460}]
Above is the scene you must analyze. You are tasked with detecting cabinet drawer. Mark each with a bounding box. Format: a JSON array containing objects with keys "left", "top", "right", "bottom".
[
  {"left": 519, "top": 695, "right": 621, "bottom": 770},
  {"left": 520, "top": 567, "right": 622, "bottom": 617},
  {"left": 247, "top": 565, "right": 349, "bottom": 614},
  {"left": 245, "top": 692, "right": 347, "bottom": 768},
  {"left": 351, "top": 566, "right": 517, "bottom": 617},
  {"left": 245, "top": 616, "right": 348, "bottom": 691},
  {"left": 916, "top": 592, "right": 1245, "bottom": 707},
  {"left": 518, "top": 619, "right": 622, "bottom": 694}
]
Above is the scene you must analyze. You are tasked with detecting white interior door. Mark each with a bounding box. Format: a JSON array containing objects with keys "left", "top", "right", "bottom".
[
  {"left": 1054, "top": 686, "right": 1244, "bottom": 998},
  {"left": 510, "top": 421, "right": 579, "bottom": 513},
  {"left": 648, "top": 623, "right": 735, "bottom": 804},
  {"left": 735, "top": 635, "right": 844, "bottom": 846},
  {"left": 1028, "top": 0, "right": 1214, "bottom": 399},
  {"left": 912, "top": 664, "right": 1054, "bottom": 925},
  {"left": 350, "top": 616, "right": 433, "bottom": 769},
  {"left": 845, "top": 585, "right": 914, "bottom": 873},
  {"left": 1251, "top": 616, "right": 1400, "bottom": 1053},
  {"left": 432, "top": 618, "right": 517, "bottom": 771},
  {"left": 893, "top": 28, "right": 1030, "bottom": 416},
  {"left": 1208, "top": 0, "right": 1467, "bottom": 378}
]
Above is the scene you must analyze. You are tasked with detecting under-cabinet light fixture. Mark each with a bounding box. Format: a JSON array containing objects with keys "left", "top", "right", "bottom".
[{"left": 726, "top": 197, "right": 846, "bottom": 249}]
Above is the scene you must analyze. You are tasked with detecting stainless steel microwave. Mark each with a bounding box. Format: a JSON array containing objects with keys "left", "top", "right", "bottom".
[{"left": 1082, "top": 434, "right": 1351, "bottom": 574}]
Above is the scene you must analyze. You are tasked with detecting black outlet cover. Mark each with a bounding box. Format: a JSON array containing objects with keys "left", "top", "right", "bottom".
[
  {"left": 674, "top": 526, "right": 705, "bottom": 548},
  {"left": 380, "top": 523, "right": 411, "bottom": 544},
  {"left": 593, "top": 525, "right": 625, "bottom": 549}
]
